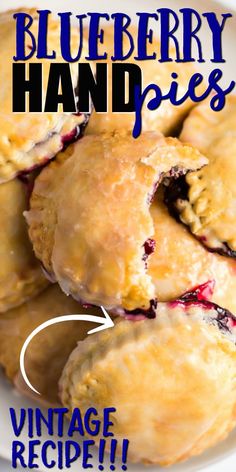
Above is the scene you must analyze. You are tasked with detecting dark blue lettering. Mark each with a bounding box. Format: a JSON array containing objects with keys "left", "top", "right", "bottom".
[
  {"left": 82, "top": 440, "right": 95, "bottom": 469},
  {"left": 13, "top": 12, "right": 36, "bottom": 61},
  {"left": 180, "top": 8, "right": 204, "bottom": 62},
  {"left": 58, "top": 12, "right": 86, "bottom": 62},
  {"left": 203, "top": 13, "right": 232, "bottom": 62},
  {"left": 65, "top": 441, "right": 81, "bottom": 467},
  {"left": 84, "top": 408, "right": 100, "bottom": 436},
  {"left": 41, "top": 441, "right": 56, "bottom": 468},
  {"left": 36, "top": 10, "right": 56, "bottom": 59},
  {"left": 134, "top": 13, "right": 158, "bottom": 60},
  {"left": 10, "top": 408, "right": 26, "bottom": 437},
  {"left": 12, "top": 441, "right": 26, "bottom": 469},
  {"left": 157, "top": 8, "right": 180, "bottom": 62},
  {"left": 28, "top": 440, "right": 40, "bottom": 468},
  {"left": 68, "top": 408, "right": 84, "bottom": 436},
  {"left": 86, "top": 13, "right": 110, "bottom": 60},
  {"left": 111, "top": 13, "right": 134, "bottom": 60},
  {"left": 103, "top": 408, "right": 116, "bottom": 437}
]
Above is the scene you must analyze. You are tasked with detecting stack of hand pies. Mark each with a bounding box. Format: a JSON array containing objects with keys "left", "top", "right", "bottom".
[{"left": 0, "top": 9, "right": 236, "bottom": 467}]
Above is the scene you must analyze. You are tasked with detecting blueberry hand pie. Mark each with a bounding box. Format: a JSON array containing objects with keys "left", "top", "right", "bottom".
[
  {"left": 0, "top": 176, "right": 47, "bottom": 312},
  {"left": 149, "top": 188, "right": 236, "bottom": 314},
  {"left": 60, "top": 300, "right": 236, "bottom": 466},
  {"left": 85, "top": 26, "right": 201, "bottom": 137},
  {"left": 166, "top": 96, "right": 236, "bottom": 257},
  {"left": 26, "top": 131, "right": 207, "bottom": 313},
  {"left": 0, "top": 284, "right": 103, "bottom": 405},
  {"left": 0, "top": 9, "right": 86, "bottom": 183}
]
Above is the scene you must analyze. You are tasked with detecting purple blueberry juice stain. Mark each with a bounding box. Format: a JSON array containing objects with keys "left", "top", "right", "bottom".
[
  {"left": 177, "top": 280, "right": 215, "bottom": 302},
  {"left": 147, "top": 179, "right": 161, "bottom": 205},
  {"left": 143, "top": 238, "right": 156, "bottom": 262},
  {"left": 169, "top": 281, "right": 236, "bottom": 341},
  {"left": 17, "top": 123, "right": 85, "bottom": 181},
  {"left": 124, "top": 299, "right": 158, "bottom": 319},
  {"left": 61, "top": 126, "right": 81, "bottom": 145},
  {"left": 195, "top": 237, "right": 236, "bottom": 259},
  {"left": 18, "top": 157, "right": 51, "bottom": 178}
]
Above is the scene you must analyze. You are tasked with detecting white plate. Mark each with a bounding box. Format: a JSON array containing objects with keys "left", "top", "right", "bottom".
[{"left": 0, "top": 0, "right": 236, "bottom": 470}]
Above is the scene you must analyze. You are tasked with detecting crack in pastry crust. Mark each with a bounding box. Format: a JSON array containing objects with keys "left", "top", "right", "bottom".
[
  {"left": 26, "top": 131, "right": 207, "bottom": 312},
  {"left": 60, "top": 301, "right": 236, "bottom": 466},
  {"left": 0, "top": 9, "right": 87, "bottom": 182},
  {"left": 165, "top": 96, "right": 236, "bottom": 257}
]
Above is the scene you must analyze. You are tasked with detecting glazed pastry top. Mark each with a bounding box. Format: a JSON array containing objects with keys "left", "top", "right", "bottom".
[
  {"left": 0, "top": 8, "right": 236, "bottom": 469},
  {"left": 0, "top": 9, "right": 86, "bottom": 182},
  {"left": 176, "top": 96, "right": 236, "bottom": 256},
  {"left": 26, "top": 131, "right": 207, "bottom": 312},
  {"left": 60, "top": 301, "right": 236, "bottom": 466}
]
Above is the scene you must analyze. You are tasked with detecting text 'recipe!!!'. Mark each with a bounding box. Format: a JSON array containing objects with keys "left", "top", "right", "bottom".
[{"left": 12, "top": 9, "right": 235, "bottom": 137}]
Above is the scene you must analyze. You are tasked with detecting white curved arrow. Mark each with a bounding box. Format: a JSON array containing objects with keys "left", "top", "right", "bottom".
[{"left": 20, "top": 306, "right": 114, "bottom": 396}]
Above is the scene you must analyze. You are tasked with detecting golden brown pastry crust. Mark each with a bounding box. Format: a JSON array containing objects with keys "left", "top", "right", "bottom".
[
  {"left": 148, "top": 189, "right": 236, "bottom": 314},
  {"left": 85, "top": 26, "right": 200, "bottom": 136},
  {"left": 176, "top": 95, "right": 236, "bottom": 255},
  {"left": 0, "top": 9, "right": 86, "bottom": 182},
  {"left": 26, "top": 131, "right": 207, "bottom": 312},
  {"left": 0, "top": 284, "right": 103, "bottom": 404},
  {"left": 60, "top": 303, "right": 236, "bottom": 466},
  {"left": 0, "top": 177, "right": 47, "bottom": 312}
]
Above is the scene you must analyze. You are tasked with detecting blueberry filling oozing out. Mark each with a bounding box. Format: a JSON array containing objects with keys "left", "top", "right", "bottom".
[
  {"left": 61, "top": 124, "right": 82, "bottom": 146},
  {"left": 17, "top": 118, "right": 87, "bottom": 182},
  {"left": 124, "top": 279, "right": 236, "bottom": 340},
  {"left": 177, "top": 280, "right": 215, "bottom": 302},
  {"left": 164, "top": 177, "right": 236, "bottom": 259},
  {"left": 189, "top": 300, "right": 236, "bottom": 341},
  {"left": 124, "top": 282, "right": 214, "bottom": 321},
  {"left": 164, "top": 175, "right": 189, "bottom": 221},
  {"left": 125, "top": 299, "right": 158, "bottom": 319},
  {"left": 170, "top": 282, "right": 236, "bottom": 342},
  {"left": 143, "top": 238, "right": 156, "bottom": 262},
  {"left": 18, "top": 124, "right": 87, "bottom": 209},
  {"left": 17, "top": 157, "right": 51, "bottom": 180}
]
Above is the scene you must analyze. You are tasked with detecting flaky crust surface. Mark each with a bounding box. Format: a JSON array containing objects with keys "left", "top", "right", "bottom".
[
  {"left": 0, "top": 284, "right": 104, "bottom": 404},
  {"left": 60, "top": 303, "right": 236, "bottom": 466},
  {"left": 0, "top": 9, "right": 85, "bottom": 182},
  {"left": 149, "top": 189, "right": 236, "bottom": 313},
  {"left": 0, "top": 177, "right": 47, "bottom": 312},
  {"left": 177, "top": 95, "right": 236, "bottom": 255},
  {"left": 85, "top": 26, "right": 200, "bottom": 136},
  {"left": 26, "top": 132, "right": 207, "bottom": 311}
]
